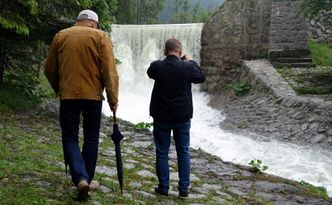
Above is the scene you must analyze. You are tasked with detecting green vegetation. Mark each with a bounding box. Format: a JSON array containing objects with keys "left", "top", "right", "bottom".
[
  {"left": 277, "top": 42, "right": 332, "bottom": 95},
  {"left": 248, "top": 159, "right": 268, "bottom": 174},
  {"left": 299, "top": 180, "right": 329, "bottom": 199},
  {"left": 0, "top": 110, "right": 238, "bottom": 204},
  {"left": 0, "top": 74, "right": 53, "bottom": 112},
  {"left": 233, "top": 82, "right": 251, "bottom": 96},
  {"left": 309, "top": 42, "right": 332, "bottom": 67},
  {"left": 171, "top": 0, "right": 212, "bottom": 23},
  {"left": 0, "top": 0, "right": 117, "bottom": 112},
  {"left": 134, "top": 122, "right": 153, "bottom": 130},
  {"left": 116, "top": 0, "right": 166, "bottom": 24},
  {"left": 301, "top": 0, "right": 332, "bottom": 26}
]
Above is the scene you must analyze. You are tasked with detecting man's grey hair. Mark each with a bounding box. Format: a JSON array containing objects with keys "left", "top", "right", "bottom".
[{"left": 165, "top": 38, "right": 182, "bottom": 53}]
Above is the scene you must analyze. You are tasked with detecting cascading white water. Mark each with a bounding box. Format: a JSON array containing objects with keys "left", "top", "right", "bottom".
[{"left": 102, "top": 24, "right": 332, "bottom": 197}]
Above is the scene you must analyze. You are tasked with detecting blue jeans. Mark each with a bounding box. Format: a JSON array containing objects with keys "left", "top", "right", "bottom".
[
  {"left": 60, "top": 100, "right": 102, "bottom": 186},
  {"left": 153, "top": 120, "right": 191, "bottom": 194}
]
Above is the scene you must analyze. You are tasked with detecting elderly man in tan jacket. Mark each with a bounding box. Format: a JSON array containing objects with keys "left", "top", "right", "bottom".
[{"left": 44, "top": 9, "right": 118, "bottom": 200}]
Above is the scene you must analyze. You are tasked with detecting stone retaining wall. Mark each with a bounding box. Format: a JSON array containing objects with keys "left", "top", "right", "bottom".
[
  {"left": 241, "top": 60, "right": 332, "bottom": 146},
  {"left": 307, "top": 11, "right": 332, "bottom": 43},
  {"left": 201, "top": 0, "right": 310, "bottom": 91},
  {"left": 201, "top": 0, "right": 271, "bottom": 91}
]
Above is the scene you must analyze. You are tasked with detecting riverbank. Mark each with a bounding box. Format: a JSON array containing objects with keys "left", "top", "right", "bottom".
[
  {"left": 0, "top": 100, "right": 331, "bottom": 204},
  {"left": 209, "top": 60, "right": 332, "bottom": 149}
]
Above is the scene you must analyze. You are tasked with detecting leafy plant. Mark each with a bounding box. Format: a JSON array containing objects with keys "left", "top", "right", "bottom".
[
  {"left": 115, "top": 58, "right": 122, "bottom": 65},
  {"left": 134, "top": 122, "right": 153, "bottom": 130},
  {"left": 233, "top": 82, "right": 251, "bottom": 96},
  {"left": 248, "top": 159, "right": 268, "bottom": 174}
]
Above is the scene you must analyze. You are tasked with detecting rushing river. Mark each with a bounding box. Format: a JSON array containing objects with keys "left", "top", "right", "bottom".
[{"left": 102, "top": 24, "right": 332, "bottom": 196}]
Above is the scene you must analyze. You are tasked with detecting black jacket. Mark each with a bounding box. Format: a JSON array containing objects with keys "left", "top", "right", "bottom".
[{"left": 147, "top": 55, "right": 205, "bottom": 123}]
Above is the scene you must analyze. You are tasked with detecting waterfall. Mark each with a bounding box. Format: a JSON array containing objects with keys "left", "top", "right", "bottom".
[{"left": 102, "top": 24, "right": 332, "bottom": 197}]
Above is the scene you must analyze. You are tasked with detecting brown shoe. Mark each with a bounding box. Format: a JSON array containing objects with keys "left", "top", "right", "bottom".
[
  {"left": 89, "top": 180, "right": 100, "bottom": 191},
  {"left": 77, "top": 180, "right": 90, "bottom": 200}
]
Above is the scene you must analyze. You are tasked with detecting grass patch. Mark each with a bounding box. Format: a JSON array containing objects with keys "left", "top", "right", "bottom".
[
  {"left": 309, "top": 42, "right": 332, "bottom": 66},
  {"left": 275, "top": 42, "right": 332, "bottom": 95},
  {"left": 276, "top": 66, "right": 332, "bottom": 95},
  {"left": 299, "top": 180, "right": 329, "bottom": 199}
]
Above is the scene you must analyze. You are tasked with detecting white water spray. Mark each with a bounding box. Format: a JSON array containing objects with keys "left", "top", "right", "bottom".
[{"left": 103, "top": 24, "right": 332, "bottom": 197}]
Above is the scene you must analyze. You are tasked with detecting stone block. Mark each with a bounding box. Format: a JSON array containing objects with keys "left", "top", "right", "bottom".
[{"left": 310, "top": 135, "right": 325, "bottom": 143}]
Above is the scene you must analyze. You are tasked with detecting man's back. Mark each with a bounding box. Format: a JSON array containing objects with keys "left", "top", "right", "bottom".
[
  {"left": 147, "top": 55, "right": 205, "bottom": 123},
  {"left": 44, "top": 21, "right": 118, "bottom": 103}
]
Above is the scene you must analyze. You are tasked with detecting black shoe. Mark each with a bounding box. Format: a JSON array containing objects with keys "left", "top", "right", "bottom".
[
  {"left": 179, "top": 190, "right": 189, "bottom": 198},
  {"left": 155, "top": 187, "right": 168, "bottom": 197}
]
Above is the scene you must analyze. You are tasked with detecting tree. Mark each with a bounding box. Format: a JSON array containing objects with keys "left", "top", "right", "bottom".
[
  {"left": 301, "top": 0, "right": 332, "bottom": 19},
  {"left": 116, "top": 0, "right": 166, "bottom": 24},
  {"left": 139, "top": 0, "right": 166, "bottom": 24},
  {"left": 170, "top": 0, "right": 211, "bottom": 24},
  {"left": 116, "top": 0, "right": 137, "bottom": 24},
  {"left": 0, "top": 0, "right": 117, "bottom": 87}
]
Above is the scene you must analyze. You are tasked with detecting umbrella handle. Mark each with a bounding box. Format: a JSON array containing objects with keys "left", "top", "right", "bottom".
[{"left": 112, "top": 110, "right": 117, "bottom": 124}]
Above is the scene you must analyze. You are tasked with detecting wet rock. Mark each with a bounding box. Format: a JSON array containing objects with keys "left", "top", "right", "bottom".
[
  {"left": 101, "top": 149, "right": 115, "bottom": 157},
  {"left": 129, "top": 181, "right": 141, "bottom": 188},
  {"left": 134, "top": 190, "right": 156, "bottom": 198},
  {"left": 95, "top": 166, "right": 117, "bottom": 176},
  {"left": 201, "top": 183, "right": 222, "bottom": 190},
  {"left": 213, "top": 197, "right": 229, "bottom": 204},
  {"left": 188, "top": 194, "right": 206, "bottom": 199},
  {"left": 255, "top": 181, "right": 300, "bottom": 195},
  {"left": 132, "top": 141, "right": 152, "bottom": 148},
  {"left": 301, "top": 123, "right": 309, "bottom": 131},
  {"left": 169, "top": 172, "right": 200, "bottom": 182},
  {"left": 99, "top": 185, "right": 110, "bottom": 193},
  {"left": 311, "top": 135, "right": 325, "bottom": 143},
  {"left": 191, "top": 158, "right": 209, "bottom": 165},
  {"left": 327, "top": 137, "right": 332, "bottom": 144},
  {"left": 215, "top": 190, "right": 233, "bottom": 200},
  {"left": 126, "top": 159, "right": 139, "bottom": 164},
  {"left": 137, "top": 170, "right": 155, "bottom": 178},
  {"left": 124, "top": 163, "right": 136, "bottom": 169},
  {"left": 227, "top": 187, "right": 247, "bottom": 196},
  {"left": 37, "top": 181, "right": 52, "bottom": 188},
  {"left": 310, "top": 122, "right": 320, "bottom": 131},
  {"left": 326, "top": 128, "right": 332, "bottom": 136}
]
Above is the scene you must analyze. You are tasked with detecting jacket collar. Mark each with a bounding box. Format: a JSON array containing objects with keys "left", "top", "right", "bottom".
[
  {"left": 74, "top": 21, "right": 94, "bottom": 28},
  {"left": 165, "top": 55, "right": 180, "bottom": 61}
]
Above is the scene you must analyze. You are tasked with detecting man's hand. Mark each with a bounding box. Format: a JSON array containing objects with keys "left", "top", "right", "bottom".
[
  {"left": 185, "top": 54, "right": 192, "bottom": 62},
  {"left": 111, "top": 103, "right": 118, "bottom": 113}
]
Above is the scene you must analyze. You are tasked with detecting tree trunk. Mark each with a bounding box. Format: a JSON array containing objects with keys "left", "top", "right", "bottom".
[
  {"left": 0, "top": 45, "right": 4, "bottom": 86},
  {"left": 0, "top": 67, "right": 3, "bottom": 86}
]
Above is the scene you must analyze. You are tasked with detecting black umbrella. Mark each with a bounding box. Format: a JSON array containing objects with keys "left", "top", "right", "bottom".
[{"left": 110, "top": 110, "right": 124, "bottom": 194}]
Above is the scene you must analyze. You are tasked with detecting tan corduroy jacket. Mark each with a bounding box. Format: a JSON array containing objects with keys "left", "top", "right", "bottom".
[{"left": 44, "top": 21, "right": 119, "bottom": 106}]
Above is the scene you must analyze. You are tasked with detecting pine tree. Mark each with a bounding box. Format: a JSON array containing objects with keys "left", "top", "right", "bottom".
[{"left": 0, "top": 0, "right": 117, "bottom": 86}]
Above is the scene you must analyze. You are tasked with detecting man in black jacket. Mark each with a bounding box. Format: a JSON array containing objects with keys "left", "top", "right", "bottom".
[{"left": 147, "top": 38, "right": 205, "bottom": 197}]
